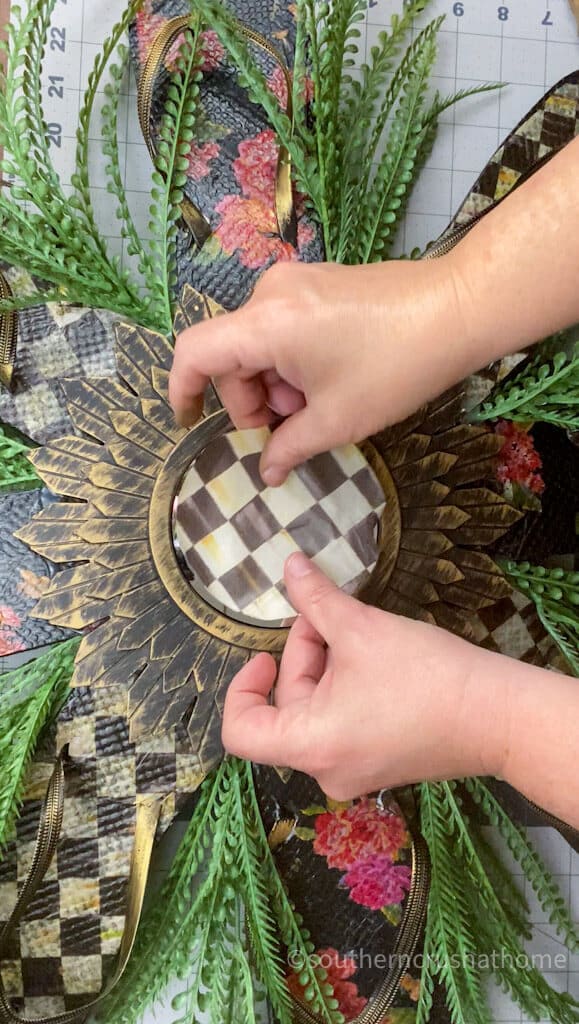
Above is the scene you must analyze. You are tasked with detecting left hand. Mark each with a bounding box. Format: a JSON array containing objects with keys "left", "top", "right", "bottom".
[{"left": 221, "top": 553, "right": 507, "bottom": 800}]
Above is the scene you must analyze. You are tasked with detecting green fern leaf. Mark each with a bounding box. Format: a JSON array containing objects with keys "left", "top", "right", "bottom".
[
  {"left": 0, "top": 1, "right": 161, "bottom": 329},
  {"left": 470, "top": 339, "right": 579, "bottom": 431},
  {"left": 502, "top": 561, "right": 579, "bottom": 676},
  {"left": 101, "top": 758, "right": 343, "bottom": 1024},
  {"left": 465, "top": 778, "right": 579, "bottom": 953},
  {"left": 147, "top": 18, "right": 204, "bottom": 330},
  {"left": 356, "top": 19, "right": 441, "bottom": 264},
  {"left": 0, "top": 422, "right": 38, "bottom": 492},
  {"left": 419, "top": 782, "right": 490, "bottom": 1024},
  {"left": 101, "top": 49, "right": 160, "bottom": 316},
  {"left": 0, "top": 636, "right": 80, "bottom": 852}
]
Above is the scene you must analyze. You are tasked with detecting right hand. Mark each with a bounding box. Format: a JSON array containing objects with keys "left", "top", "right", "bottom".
[{"left": 169, "top": 257, "right": 472, "bottom": 485}]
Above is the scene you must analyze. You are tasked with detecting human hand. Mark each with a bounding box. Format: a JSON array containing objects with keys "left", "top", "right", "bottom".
[
  {"left": 169, "top": 258, "right": 473, "bottom": 486},
  {"left": 221, "top": 553, "right": 508, "bottom": 800}
]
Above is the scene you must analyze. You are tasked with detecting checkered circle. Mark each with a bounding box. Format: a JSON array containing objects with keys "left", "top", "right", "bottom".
[{"left": 173, "top": 428, "right": 386, "bottom": 622}]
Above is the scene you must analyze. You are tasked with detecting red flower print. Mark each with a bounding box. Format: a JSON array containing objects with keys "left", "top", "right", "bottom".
[
  {"left": 214, "top": 129, "right": 315, "bottom": 268},
  {"left": 287, "top": 947, "right": 367, "bottom": 1022},
  {"left": 136, "top": 11, "right": 223, "bottom": 73},
  {"left": 0, "top": 604, "right": 21, "bottom": 629},
  {"left": 495, "top": 420, "right": 545, "bottom": 495},
  {"left": 214, "top": 194, "right": 314, "bottom": 270},
  {"left": 316, "top": 948, "right": 358, "bottom": 981},
  {"left": 342, "top": 855, "right": 412, "bottom": 911},
  {"left": 187, "top": 141, "right": 220, "bottom": 181},
  {"left": 268, "top": 66, "right": 289, "bottom": 109},
  {"left": 199, "top": 29, "right": 224, "bottom": 71},
  {"left": 313, "top": 798, "right": 410, "bottom": 871},
  {"left": 267, "top": 66, "right": 315, "bottom": 110},
  {"left": 233, "top": 129, "right": 278, "bottom": 204},
  {"left": 135, "top": 5, "right": 183, "bottom": 69}
]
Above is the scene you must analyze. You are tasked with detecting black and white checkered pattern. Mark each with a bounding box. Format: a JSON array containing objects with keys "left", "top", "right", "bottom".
[
  {"left": 174, "top": 428, "right": 386, "bottom": 622},
  {"left": 0, "top": 267, "right": 118, "bottom": 446},
  {"left": 0, "top": 683, "right": 202, "bottom": 1016},
  {"left": 444, "top": 75, "right": 579, "bottom": 232}
]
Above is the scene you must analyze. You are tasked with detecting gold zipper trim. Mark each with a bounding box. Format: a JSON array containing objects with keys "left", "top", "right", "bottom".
[
  {"left": 0, "top": 270, "right": 17, "bottom": 389},
  {"left": 138, "top": 15, "right": 296, "bottom": 246},
  {"left": 424, "top": 147, "right": 559, "bottom": 261},
  {"left": 521, "top": 794, "right": 579, "bottom": 846},
  {"left": 291, "top": 835, "right": 430, "bottom": 1024},
  {"left": 138, "top": 15, "right": 212, "bottom": 248},
  {"left": 0, "top": 754, "right": 162, "bottom": 1024}
]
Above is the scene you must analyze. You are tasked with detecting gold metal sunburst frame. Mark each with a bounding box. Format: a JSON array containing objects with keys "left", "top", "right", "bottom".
[{"left": 17, "top": 286, "right": 520, "bottom": 778}]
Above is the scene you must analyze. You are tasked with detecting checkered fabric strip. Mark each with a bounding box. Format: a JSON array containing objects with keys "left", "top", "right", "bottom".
[
  {"left": 0, "top": 684, "right": 202, "bottom": 1014},
  {"left": 471, "top": 589, "right": 556, "bottom": 668},
  {"left": 175, "top": 428, "right": 386, "bottom": 621},
  {"left": 449, "top": 74, "right": 579, "bottom": 231},
  {"left": 0, "top": 267, "right": 117, "bottom": 445}
]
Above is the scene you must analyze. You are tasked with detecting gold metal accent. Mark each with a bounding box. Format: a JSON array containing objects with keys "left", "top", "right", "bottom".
[
  {"left": 150, "top": 406, "right": 286, "bottom": 651},
  {"left": 0, "top": 269, "right": 17, "bottom": 389},
  {"left": 138, "top": 15, "right": 212, "bottom": 248},
  {"left": 0, "top": 755, "right": 162, "bottom": 1024},
  {"left": 267, "top": 817, "right": 297, "bottom": 851},
  {"left": 138, "top": 15, "right": 296, "bottom": 246},
  {"left": 19, "top": 284, "right": 520, "bottom": 777}
]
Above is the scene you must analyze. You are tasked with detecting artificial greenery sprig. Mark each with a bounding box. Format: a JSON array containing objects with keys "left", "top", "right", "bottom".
[
  {"left": 0, "top": 2, "right": 152, "bottom": 323},
  {"left": 193, "top": 0, "right": 498, "bottom": 264},
  {"left": 149, "top": 18, "right": 204, "bottom": 331},
  {"left": 101, "top": 757, "right": 342, "bottom": 1024},
  {"left": 0, "top": 0, "right": 200, "bottom": 335},
  {"left": 471, "top": 338, "right": 579, "bottom": 431},
  {"left": 101, "top": 47, "right": 164, "bottom": 321},
  {"left": 502, "top": 561, "right": 579, "bottom": 676},
  {"left": 0, "top": 636, "right": 80, "bottom": 851},
  {"left": 465, "top": 778, "right": 579, "bottom": 950},
  {"left": 418, "top": 781, "right": 579, "bottom": 1024},
  {"left": 0, "top": 421, "right": 38, "bottom": 492}
]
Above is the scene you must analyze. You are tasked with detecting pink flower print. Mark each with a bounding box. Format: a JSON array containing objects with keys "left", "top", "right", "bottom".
[
  {"left": 267, "top": 66, "right": 315, "bottom": 109},
  {"left": 0, "top": 605, "right": 21, "bottom": 629},
  {"left": 342, "top": 855, "right": 412, "bottom": 911},
  {"left": 0, "top": 632, "right": 25, "bottom": 656},
  {"left": 187, "top": 141, "right": 220, "bottom": 181},
  {"left": 199, "top": 29, "right": 225, "bottom": 71},
  {"left": 135, "top": 5, "right": 183, "bottom": 69},
  {"left": 287, "top": 947, "right": 368, "bottom": 1021},
  {"left": 495, "top": 420, "right": 545, "bottom": 496}
]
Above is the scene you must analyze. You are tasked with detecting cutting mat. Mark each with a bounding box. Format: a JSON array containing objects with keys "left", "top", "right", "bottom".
[
  {"left": 34, "top": 0, "right": 579, "bottom": 261},
  {"left": 5, "top": 1, "right": 579, "bottom": 1022}
]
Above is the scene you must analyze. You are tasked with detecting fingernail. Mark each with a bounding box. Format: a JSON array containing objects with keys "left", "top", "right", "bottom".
[
  {"left": 176, "top": 404, "right": 202, "bottom": 429},
  {"left": 262, "top": 464, "right": 286, "bottom": 487},
  {"left": 286, "top": 552, "right": 313, "bottom": 577}
]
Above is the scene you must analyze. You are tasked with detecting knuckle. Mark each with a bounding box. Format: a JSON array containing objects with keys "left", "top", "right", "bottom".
[
  {"left": 317, "top": 775, "right": 353, "bottom": 804},
  {"left": 258, "top": 260, "right": 300, "bottom": 293},
  {"left": 307, "top": 581, "right": 334, "bottom": 610}
]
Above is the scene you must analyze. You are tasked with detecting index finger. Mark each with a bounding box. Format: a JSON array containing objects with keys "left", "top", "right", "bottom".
[{"left": 169, "top": 307, "right": 270, "bottom": 427}]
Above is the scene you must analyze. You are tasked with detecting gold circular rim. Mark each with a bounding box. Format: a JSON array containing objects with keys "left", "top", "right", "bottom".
[
  {"left": 149, "top": 408, "right": 288, "bottom": 652},
  {"left": 149, "top": 413, "right": 401, "bottom": 653}
]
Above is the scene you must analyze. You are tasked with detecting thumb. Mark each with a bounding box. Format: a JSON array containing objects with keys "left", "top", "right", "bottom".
[
  {"left": 284, "top": 552, "right": 355, "bottom": 643},
  {"left": 260, "top": 408, "right": 328, "bottom": 485}
]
